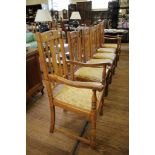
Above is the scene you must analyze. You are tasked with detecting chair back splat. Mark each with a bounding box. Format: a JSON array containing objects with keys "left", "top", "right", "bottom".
[
  {"left": 81, "top": 27, "right": 91, "bottom": 62},
  {"left": 36, "top": 30, "right": 68, "bottom": 79},
  {"left": 67, "top": 31, "right": 83, "bottom": 62}
]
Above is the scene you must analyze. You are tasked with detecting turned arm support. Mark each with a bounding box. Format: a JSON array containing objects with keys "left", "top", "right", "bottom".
[
  {"left": 67, "top": 60, "right": 111, "bottom": 68},
  {"left": 48, "top": 74, "right": 103, "bottom": 91}
]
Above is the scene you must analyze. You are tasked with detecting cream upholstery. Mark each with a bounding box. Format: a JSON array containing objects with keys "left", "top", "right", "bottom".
[
  {"left": 97, "top": 48, "right": 116, "bottom": 53},
  {"left": 53, "top": 84, "right": 100, "bottom": 111},
  {"left": 102, "top": 43, "right": 117, "bottom": 49},
  {"left": 74, "top": 67, "right": 109, "bottom": 82},
  {"left": 87, "top": 58, "right": 113, "bottom": 65},
  {"left": 93, "top": 53, "right": 116, "bottom": 60}
]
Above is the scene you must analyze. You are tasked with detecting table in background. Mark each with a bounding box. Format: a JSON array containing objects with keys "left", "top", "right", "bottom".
[{"left": 104, "top": 29, "right": 129, "bottom": 43}]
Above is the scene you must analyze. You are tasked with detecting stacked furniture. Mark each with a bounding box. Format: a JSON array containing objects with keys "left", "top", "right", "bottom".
[{"left": 35, "top": 22, "right": 121, "bottom": 148}]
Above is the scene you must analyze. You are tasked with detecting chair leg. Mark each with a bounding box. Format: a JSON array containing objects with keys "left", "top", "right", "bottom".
[
  {"left": 99, "top": 94, "right": 105, "bottom": 116},
  {"left": 104, "top": 82, "right": 109, "bottom": 97},
  {"left": 50, "top": 106, "right": 55, "bottom": 133},
  {"left": 90, "top": 113, "right": 96, "bottom": 149}
]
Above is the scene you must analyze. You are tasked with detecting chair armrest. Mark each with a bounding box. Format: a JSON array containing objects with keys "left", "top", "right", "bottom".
[
  {"left": 67, "top": 60, "right": 111, "bottom": 67},
  {"left": 105, "top": 35, "right": 123, "bottom": 38},
  {"left": 48, "top": 74, "right": 103, "bottom": 91},
  {"left": 104, "top": 37, "right": 121, "bottom": 40}
]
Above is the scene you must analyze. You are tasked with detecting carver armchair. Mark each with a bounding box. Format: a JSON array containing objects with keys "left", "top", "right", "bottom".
[{"left": 35, "top": 30, "right": 106, "bottom": 148}]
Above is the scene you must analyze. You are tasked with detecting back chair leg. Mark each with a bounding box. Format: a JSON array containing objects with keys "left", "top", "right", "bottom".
[{"left": 50, "top": 106, "right": 55, "bottom": 133}]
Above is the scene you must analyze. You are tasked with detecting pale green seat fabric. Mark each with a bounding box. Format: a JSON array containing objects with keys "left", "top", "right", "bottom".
[
  {"left": 97, "top": 48, "right": 116, "bottom": 53},
  {"left": 74, "top": 67, "right": 108, "bottom": 82},
  {"left": 93, "top": 53, "right": 116, "bottom": 60},
  {"left": 102, "top": 43, "right": 117, "bottom": 49},
  {"left": 53, "top": 84, "right": 100, "bottom": 111},
  {"left": 87, "top": 58, "right": 113, "bottom": 65}
]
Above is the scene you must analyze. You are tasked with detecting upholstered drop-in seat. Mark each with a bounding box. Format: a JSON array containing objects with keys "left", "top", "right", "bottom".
[
  {"left": 97, "top": 48, "right": 116, "bottom": 53},
  {"left": 74, "top": 67, "right": 109, "bottom": 82},
  {"left": 53, "top": 84, "right": 101, "bottom": 111},
  {"left": 87, "top": 58, "right": 113, "bottom": 65},
  {"left": 93, "top": 53, "right": 116, "bottom": 60},
  {"left": 102, "top": 43, "right": 118, "bottom": 49}
]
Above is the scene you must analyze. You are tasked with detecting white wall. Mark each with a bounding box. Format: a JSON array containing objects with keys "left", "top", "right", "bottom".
[
  {"left": 26, "top": 0, "right": 48, "bottom": 5},
  {"left": 70, "top": 0, "right": 87, "bottom": 4}
]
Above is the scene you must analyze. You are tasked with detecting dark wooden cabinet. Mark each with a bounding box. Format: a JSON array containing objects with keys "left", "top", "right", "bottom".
[
  {"left": 62, "top": 9, "right": 68, "bottom": 19},
  {"left": 108, "top": 1, "right": 119, "bottom": 28},
  {"left": 26, "top": 49, "right": 44, "bottom": 102},
  {"left": 76, "top": 1, "right": 92, "bottom": 25},
  {"left": 68, "top": 4, "right": 77, "bottom": 19},
  {"left": 68, "top": 2, "right": 92, "bottom": 25}
]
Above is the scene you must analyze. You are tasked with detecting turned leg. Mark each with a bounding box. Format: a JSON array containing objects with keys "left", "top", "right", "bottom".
[
  {"left": 104, "top": 82, "right": 109, "bottom": 97},
  {"left": 99, "top": 93, "right": 105, "bottom": 116},
  {"left": 109, "top": 71, "right": 112, "bottom": 84},
  {"left": 50, "top": 106, "right": 55, "bottom": 133},
  {"left": 90, "top": 113, "right": 97, "bottom": 149},
  {"left": 90, "top": 90, "right": 97, "bottom": 149}
]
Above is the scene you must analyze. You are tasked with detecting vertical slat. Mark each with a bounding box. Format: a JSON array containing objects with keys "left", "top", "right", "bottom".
[
  {"left": 49, "top": 38, "right": 59, "bottom": 75},
  {"left": 78, "top": 30, "right": 82, "bottom": 62},
  {"left": 55, "top": 38, "right": 63, "bottom": 76},
  {"left": 59, "top": 33, "right": 68, "bottom": 78},
  {"left": 67, "top": 31, "right": 74, "bottom": 80},
  {"left": 45, "top": 38, "right": 53, "bottom": 73}
]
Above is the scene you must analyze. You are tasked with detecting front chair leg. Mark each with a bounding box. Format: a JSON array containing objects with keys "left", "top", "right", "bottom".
[
  {"left": 90, "top": 113, "right": 97, "bottom": 149},
  {"left": 50, "top": 106, "right": 55, "bottom": 133},
  {"left": 99, "top": 92, "right": 105, "bottom": 116}
]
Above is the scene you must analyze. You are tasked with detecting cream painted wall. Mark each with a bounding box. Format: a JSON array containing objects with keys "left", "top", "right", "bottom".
[
  {"left": 70, "top": 0, "right": 87, "bottom": 4},
  {"left": 26, "top": 0, "right": 48, "bottom": 5}
]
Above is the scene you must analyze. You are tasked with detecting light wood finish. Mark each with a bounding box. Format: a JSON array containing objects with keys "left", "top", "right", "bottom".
[
  {"left": 27, "top": 43, "right": 129, "bottom": 155},
  {"left": 35, "top": 30, "right": 105, "bottom": 147},
  {"left": 67, "top": 28, "right": 112, "bottom": 96},
  {"left": 99, "top": 22, "right": 122, "bottom": 60}
]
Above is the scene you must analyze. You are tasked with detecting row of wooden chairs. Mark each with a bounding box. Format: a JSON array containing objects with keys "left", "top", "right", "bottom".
[{"left": 35, "top": 22, "right": 121, "bottom": 148}]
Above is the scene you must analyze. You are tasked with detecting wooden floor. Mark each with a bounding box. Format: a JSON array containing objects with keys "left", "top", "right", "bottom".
[{"left": 26, "top": 43, "right": 129, "bottom": 155}]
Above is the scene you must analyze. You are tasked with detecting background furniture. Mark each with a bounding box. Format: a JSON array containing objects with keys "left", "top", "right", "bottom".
[
  {"left": 104, "top": 28, "right": 129, "bottom": 43},
  {"left": 62, "top": 9, "right": 68, "bottom": 19},
  {"left": 68, "top": 4, "right": 77, "bottom": 19},
  {"left": 26, "top": 4, "right": 41, "bottom": 24},
  {"left": 76, "top": 1, "right": 92, "bottom": 25},
  {"left": 26, "top": 32, "right": 37, "bottom": 48},
  {"left": 26, "top": 49, "right": 44, "bottom": 102},
  {"left": 108, "top": 1, "right": 119, "bottom": 28},
  {"left": 68, "top": 1, "right": 92, "bottom": 26}
]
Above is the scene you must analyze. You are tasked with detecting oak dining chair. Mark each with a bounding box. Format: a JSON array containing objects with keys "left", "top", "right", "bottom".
[{"left": 36, "top": 30, "right": 106, "bottom": 148}]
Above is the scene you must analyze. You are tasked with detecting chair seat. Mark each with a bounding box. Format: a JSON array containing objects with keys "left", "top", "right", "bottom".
[
  {"left": 53, "top": 84, "right": 100, "bottom": 111},
  {"left": 97, "top": 48, "right": 116, "bottom": 53},
  {"left": 74, "top": 67, "right": 109, "bottom": 82},
  {"left": 102, "top": 43, "right": 117, "bottom": 49},
  {"left": 87, "top": 58, "right": 113, "bottom": 65},
  {"left": 93, "top": 53, "right": 116, "bottom": 60}
]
